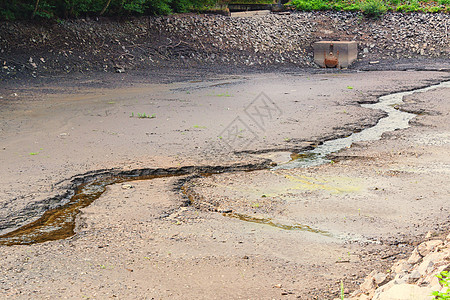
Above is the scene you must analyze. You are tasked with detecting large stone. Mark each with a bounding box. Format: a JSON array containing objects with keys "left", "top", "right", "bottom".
[
  {"left": 445, "top": 232, "right": 450, "bottom": 241},
  {"left": 393, "top": 273, "right": 408, "bottom": 285},
  {"left": 360, "top": 270, "right": 377, "bottom": 292},
  {"left": 407, "top": 270, "right": 421, "bottom": 283},
  {"left": 417, "top": 240, "right": 443, "bottom": 256},
  {"left": 407, "top": 248, "right": 422, "bottom": 264},
  {"left": 417, "top": 260, "right": 434, "bottom": 276},
  {"left": 373, "top": 282, "right": 395, "bottom": 300},
  {"left": 374, "top": 272, "right": 388, "bottom": 285},
  {"left": 360, "top": 276, "right": 376, "bottom": 293},
  {"left": 377, "top": 284, "right": 434, "bottom": 300},
  {"left": 419, "top": 264, "right": 448, "bottom": 286},
  {"left": 313, "top": 41, "right": 358, "bottom": 68},
  {"left": 391, "top": 259, "right": 411, "bottom": 273}
]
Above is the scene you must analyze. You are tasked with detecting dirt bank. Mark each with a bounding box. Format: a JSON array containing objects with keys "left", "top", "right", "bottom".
[
  {"left": 1, "top": 11, "right": 449, "bottom": 80},
  {"left": 0, "top": 70, "right": 449, "bottom": 298}
]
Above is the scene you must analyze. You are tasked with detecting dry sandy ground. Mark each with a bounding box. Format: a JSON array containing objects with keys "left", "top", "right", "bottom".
[{"left": 0, "top": 70, "right": 449, "bottom": 299}]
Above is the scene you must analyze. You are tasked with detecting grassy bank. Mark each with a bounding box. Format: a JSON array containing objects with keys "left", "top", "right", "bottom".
[
  {"left": 1, "top": 0, "right": 448, "bottom": 21},
  {"left": 289, "top": 0, "right": 449, "bottom": 15}
]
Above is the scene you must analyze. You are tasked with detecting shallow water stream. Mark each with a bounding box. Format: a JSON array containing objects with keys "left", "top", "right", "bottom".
[
  {"left": 1, "top": 81, "right": 448, "bottom": 246},
  {"left": 274, "top": 81, "right": 450, "bottom": 169}
]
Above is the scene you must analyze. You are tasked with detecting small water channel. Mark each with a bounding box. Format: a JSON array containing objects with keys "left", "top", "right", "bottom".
[
  {"left": 0, "top": 81, "right": 447, "bottom": 246},
  {"left": 274, "top": 81, "right": 450, "bottom": 169},
  {"left": 0, "top": 164, "right": 268, "bottom": 246},
  {"left": 0, "top": 174, "right": 176, "bottom": 246}
]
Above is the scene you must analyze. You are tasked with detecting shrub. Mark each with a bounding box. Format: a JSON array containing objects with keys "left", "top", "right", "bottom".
[
  {"left": 0, "top": 0, "right": 217, "bottom": 19},
  {"left": 360, "top": 0, "right": 387, "bottom": 18},
  {"left": 432, "top": 271, "right": 450, "bottom": 300}
]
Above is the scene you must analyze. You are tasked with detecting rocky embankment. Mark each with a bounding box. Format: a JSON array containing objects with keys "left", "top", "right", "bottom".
[
  {"left": 344, "top": 234, "right": 450, "bottom": 300},
  {"left": 0, "top": 11, "right": 449, "bottom": 79}
]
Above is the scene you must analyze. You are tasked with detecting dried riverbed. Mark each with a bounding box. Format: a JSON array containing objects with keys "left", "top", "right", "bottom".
[{"left": 0, "top": 70, "right": 449, "bottom": 299}]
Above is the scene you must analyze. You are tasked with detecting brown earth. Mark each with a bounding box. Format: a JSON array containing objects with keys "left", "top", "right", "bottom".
[{"left": 0, "top": 69, "right": 449, "bottom": 299}]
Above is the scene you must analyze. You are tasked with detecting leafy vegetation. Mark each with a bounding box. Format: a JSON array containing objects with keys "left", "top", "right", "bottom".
[
  {"left": 1, "top": 0, "right": 447, "bottom": 21},
  {"left": 432, "top": 271, "right": 450, "bottom": 299},
  {"left": 0, "top": 0, "right": 217, "bottom": 20},
  {"left": 228, "top": 0, "right": 276, "bottom": 3},
  {"left": 289, "top": 0, "right": 449, "bottom": 16},
  {"left": 130, "top": 112, "right": 156, "bottom": 119},
  {"left": 360, "top": 0, "right": 387, "bottom": 17}
]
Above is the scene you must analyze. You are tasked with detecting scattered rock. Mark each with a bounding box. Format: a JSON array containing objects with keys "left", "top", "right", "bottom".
[
  {"left": 407, "top": 270, "right": 421, "bottom": 284},
  {"left": 391, "top": 260, "right": 411, "bottom": 274},
  {"left": 360, "top": 272, "right": 377, "bottom": 293},
  {"left": 350, "top": 237, "right": 450, "bottom": 300},
  {"left": 407, "top": 248, "right": 422, "bottom": 264},
  {"left": 373, "top": 272, "right": 388, "bottom": 285},
  {"left": 114, "top": 66, "right": 125, "bottom": 73},
  {"left": 425, "top": 231, "right": 433, "bottom": 239},
  {"left": 1, "top": 11, "right": 449, "bottom": 79},
  {"left": 376, "top": 284, "right": 433, "bottom": 300},
  {"left": 446, "top": 233, "right": 450, "bottom": 241},
  {"left": 417, "top": 240, "right": 443, "bottom": 257}
]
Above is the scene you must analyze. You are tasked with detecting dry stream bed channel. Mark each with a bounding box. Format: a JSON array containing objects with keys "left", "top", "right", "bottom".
[{"left": 0, "top": 70, "right": 449, "bottom": 299}]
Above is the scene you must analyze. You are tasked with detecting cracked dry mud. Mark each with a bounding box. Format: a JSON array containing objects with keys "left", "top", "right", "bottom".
[{"left": 0, "top": 70, "right": 449, "bottom": 299}]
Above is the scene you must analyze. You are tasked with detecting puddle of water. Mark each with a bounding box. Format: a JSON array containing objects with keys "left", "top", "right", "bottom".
[
  {"left": 275, "top": 81, "right": 450, "bottom": 169},
  {"left": 284, "top": 174, "right": 362, "bottom": 194},
  {"left": 223, "top": 212, "right": 332, "bottom": 237},
  {"left": 224, "top": 212, "right": 380, "bottom": 244}
]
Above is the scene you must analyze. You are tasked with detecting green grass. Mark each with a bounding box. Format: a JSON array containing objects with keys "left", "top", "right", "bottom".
[
  {"left": 228, "top": 0, "right": 276, "bottom": 3},
  {"left": 130, "top": 112, "right": 156, "bottom": 119},
  {"left": 209, "top": 92, "right": 232, "bottom": 97},
  {"left": 289, "top": 0, "right": 449, "bottom": 16}
]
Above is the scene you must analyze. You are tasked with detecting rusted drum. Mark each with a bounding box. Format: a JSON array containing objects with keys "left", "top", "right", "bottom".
[{"left": 324, "top": 51, "right": 339, "bottom": 68}]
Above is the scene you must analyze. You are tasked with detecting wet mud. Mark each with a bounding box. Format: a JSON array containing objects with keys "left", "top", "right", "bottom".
[
  {"left": 1, "top": 71, "right": 449, "bottom": 299},
  {"left": 2, "top": 80, "right": 447, "bottom": 247},
  {"left": 0, "top": 162, "right": 272, "bottom": 245}
]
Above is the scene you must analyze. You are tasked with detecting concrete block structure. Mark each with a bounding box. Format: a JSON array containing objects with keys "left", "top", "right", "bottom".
[{"left": 313, "top": 41, "right": 358, "bottom": 68}]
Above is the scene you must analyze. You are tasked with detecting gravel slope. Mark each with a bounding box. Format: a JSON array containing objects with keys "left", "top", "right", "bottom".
[{"left": 1, "top": 11, "right": 449, "bottom": 79}]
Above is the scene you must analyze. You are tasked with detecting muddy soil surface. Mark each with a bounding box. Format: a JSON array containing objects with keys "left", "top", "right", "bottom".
[{"left": 0, "top": 70, "right": 449, "bottom": 299}]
